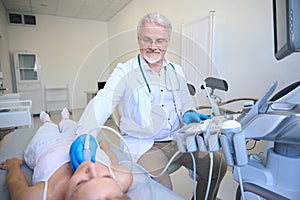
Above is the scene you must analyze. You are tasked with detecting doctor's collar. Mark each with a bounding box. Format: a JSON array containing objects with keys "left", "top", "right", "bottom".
[{"left": 138, "top": 54, "right": 170, "bottom": 71}]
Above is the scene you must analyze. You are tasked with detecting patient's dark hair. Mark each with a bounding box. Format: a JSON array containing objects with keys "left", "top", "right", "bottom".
[
  {"left": 69, "top": 193, "right": 131, "bottom": 200},
  {"left": 109, "top": 195, "right": 131, "bottom": 200}
]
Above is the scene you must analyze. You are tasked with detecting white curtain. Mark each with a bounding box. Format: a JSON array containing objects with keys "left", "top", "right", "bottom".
[{"left": 181, "top": 11, "right": 216, "bottom": 106}]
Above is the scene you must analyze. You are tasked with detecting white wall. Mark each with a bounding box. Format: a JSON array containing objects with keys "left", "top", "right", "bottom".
[
  {"left": 0, "top": 3, "right": 12, "bottom": 92},
  {"left": 108, "top": 0, "right": 300, "bottom": 107},
  {"left": 3, "top": 0, "right": 300, "bottom": 111},
  {"left": 7, "top": 14, "right": 108, "bottom": 109}
]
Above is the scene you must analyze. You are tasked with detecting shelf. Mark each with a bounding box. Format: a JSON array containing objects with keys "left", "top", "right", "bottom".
[
  {"left": 45, "top": 87, "right": 68, "bottom": 90},
  {"left": 45, "top": 85, "right": 69, "bottom": 112},
  {"left": 46, "top": 99, "right": 68, "bottom": 102}
]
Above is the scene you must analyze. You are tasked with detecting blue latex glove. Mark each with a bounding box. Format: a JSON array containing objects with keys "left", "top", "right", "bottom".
[
  {"left": 69, "top": 134, "right": 98, "bottom": 172},
  {"left": 183, "top": 111, "right": 210, "bottom": 124}
]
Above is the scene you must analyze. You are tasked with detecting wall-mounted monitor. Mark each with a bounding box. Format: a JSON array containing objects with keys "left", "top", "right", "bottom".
[
  {"left": 24, "top": 14, "right": 36, "bottom": 25},
  {"left": 9, "top": 13, "right": 22, "bottom": 24},
  {"left": 8, "top": 12, "right": 37, "bottom": 26},
  {"left": 273, "top": 0, "right": 300, "bottom": 60}
]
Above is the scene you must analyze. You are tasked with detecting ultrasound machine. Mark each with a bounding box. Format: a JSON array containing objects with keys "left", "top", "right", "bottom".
[{"left": 175, "top": 79, "right": 300, "bottom": 199}]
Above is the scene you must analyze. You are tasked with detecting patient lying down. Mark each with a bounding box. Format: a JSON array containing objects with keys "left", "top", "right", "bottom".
[{"left": 0, "top": 109, "right": 133, "bottom": 200}]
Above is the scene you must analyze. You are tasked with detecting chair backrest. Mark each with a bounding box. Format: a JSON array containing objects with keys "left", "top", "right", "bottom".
[
  {"left": 187, "top": 83, "right": 196, "bottom": 96},
  {"left": 200, "top": 77, "right": 229, "bottom": 92}
]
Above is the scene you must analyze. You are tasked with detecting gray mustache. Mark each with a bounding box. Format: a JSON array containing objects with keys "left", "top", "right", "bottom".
[{"left": 145, "top": 49, "right": 161, "bottom": 53}]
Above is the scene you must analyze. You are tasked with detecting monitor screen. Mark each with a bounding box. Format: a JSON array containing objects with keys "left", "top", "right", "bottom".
[
  {"left": 9, "top": 13, "right": 22, "bottom": 24},
  {"left": 274, "top": 0, "right": 287, "bottom": 52},
  {"left": 24, "top": 14, "right": 36, "bottom": 25},
  {"left": 273, "top": 0, "right": 300, "bottom": 60}
]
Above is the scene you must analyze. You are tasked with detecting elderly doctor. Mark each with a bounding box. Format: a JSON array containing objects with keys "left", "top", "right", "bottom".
[{"left": 72, "top": 13, "right": 227, "bottom": 200}]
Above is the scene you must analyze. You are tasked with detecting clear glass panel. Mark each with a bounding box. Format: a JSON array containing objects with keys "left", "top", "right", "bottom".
[
  {"left": 19, "top": 69, "right": 38, "bottom": 80},
  {"left": 18, "top": 54, "right": 36, "bottom": 69}
]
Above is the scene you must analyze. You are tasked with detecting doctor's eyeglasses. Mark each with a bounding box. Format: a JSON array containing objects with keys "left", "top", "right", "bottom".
[{"left": 140, "top": 37, "right": 168, "bottom": 47}]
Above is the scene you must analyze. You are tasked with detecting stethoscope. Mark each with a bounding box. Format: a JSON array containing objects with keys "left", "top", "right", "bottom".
[{"left": 137, "top": 54, "right": 180, "bottom": 95}]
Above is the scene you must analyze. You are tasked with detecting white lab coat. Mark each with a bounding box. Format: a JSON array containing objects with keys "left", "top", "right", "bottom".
[{"left": 78, "top": 56, "right": 195, "bottom": 161}]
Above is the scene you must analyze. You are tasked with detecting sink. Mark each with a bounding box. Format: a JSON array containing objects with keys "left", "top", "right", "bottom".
[{"left": 0, "top": 93, "right": 22, "bottom": 101}]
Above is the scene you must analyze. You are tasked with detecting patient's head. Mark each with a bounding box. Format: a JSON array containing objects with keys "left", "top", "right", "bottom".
[{"left": 65, "top": 161, "right": 130, "bottom": 200}]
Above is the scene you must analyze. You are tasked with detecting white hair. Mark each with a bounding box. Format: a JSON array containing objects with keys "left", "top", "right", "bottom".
[{"left": 137, "top": 13, "right": 172, "bottom": 38}]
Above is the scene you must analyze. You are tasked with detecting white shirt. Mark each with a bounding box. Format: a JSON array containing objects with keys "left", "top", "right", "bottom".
[
  {"left": 24, "top": 122, "right": 76, "bottom": 184},
  {"left": 78, "top": 55, "right": 195, "bottom": 160},
  {"left": 25, "top": 121, "right": 113, "bottom": 184}
]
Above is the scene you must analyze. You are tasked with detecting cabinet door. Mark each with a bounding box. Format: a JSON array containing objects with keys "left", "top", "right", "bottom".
[
  {"left": 15, "top": 52, "right": 38, "bottom": 82},
  {"left": 14, "top": 52, "right": 43, "bottom": 114}
]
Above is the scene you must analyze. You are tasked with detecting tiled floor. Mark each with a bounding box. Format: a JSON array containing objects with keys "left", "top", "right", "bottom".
[{"left": 32, "top": 108, "right": 241, "bottom": 199}]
